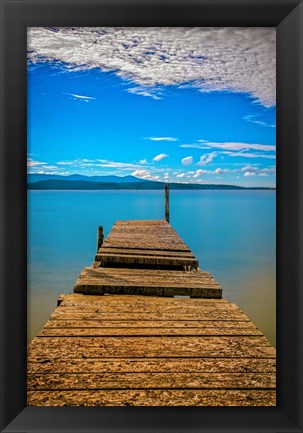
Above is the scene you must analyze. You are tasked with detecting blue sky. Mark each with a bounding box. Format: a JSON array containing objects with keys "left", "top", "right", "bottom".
[{"left": 27, "top": 27, "right": 276, "bottom": 187}]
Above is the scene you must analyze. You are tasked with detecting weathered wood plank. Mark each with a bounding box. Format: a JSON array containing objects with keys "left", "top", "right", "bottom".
[
  {"left": 49, "top": 310, "right": 248, "bottom": 322},
  {"left": 27, "top": 389, "right": 276, "bottom": 406},
  {"left": 74, "top": 286, "right": 222, "bottom": 298},
  {"left": 27, "top": 357, "right": 276, "bottom": 374},
  {"left": 75, "top": 267, "right": 218, "bottom": 281},
  {"left": 28, "top": 211, "right": 277, "bottom": 411},
  {"left": 58, "top": 293, "right": 227, "bottom": 306},
  {"left": 27, "top": 293, "right": 276, "bottom": 406},
  {"left": 28, "top": 372, "right": 276, "bottom": 391},
  {"left": 38, "top": 327, "right": 263, "bottom": 337},
  {"left": 55, "top": 300, "right": 241, "bottom": 313},
  {"left": 95, "top": 253, "right": 198, "bottom": 269},
  {"left": 96, "top": 221, "right": 198, "bottom": 268},
  {"left": 44, "top": 319, "right": 257, "bottom": 329},
  {"left": 102, "top": 220, "right": 192, "bottom": 252},
  {"left": 28, "top": 336, "right": 275, "bottom": 359},
  {"left": 73, "top": 267, "right": 222, "bottom": 297},
  {"left": 96, "top": 248, "right": 196, "bottom": 258}
]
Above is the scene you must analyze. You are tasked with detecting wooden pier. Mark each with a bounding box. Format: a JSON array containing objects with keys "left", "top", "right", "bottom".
[{"left": 27, "top": 220, "right": 276, "bottom": 406}]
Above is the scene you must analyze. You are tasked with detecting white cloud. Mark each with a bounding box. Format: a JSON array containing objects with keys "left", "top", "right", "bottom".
[
  {"left": 127, "top": 87, "right": 162, "bottom": 99},
  {"left": 260, "top": 167, "right": 276, "bottom": 174},
  {"left": 57, "top": 158, "right": 148, "bottom": 170},
  {"left": 181, "top": 156, "right": 193, "bottom": 166},
  {"left": 214, "top": 168, "right": 232, "bottom": 174},
  {"left": 27, "top": 158, "right": 47, "bottom": 167},
  {"left": 152, "top": 153, "right": 168, "bottom": 162},
  {"left": 223, "top": 151, "right": 276, "bottom": 160},
  {"left": 64, "top": 93, "right": 96, "bottom": 102},
  {"left": 197, "top": 152, "right": 217, "bottom": 165},
  {"left": 197, "top": 139, "right": 276, "bottom": 152},
  {"left": 241, "top": 165, "right": 258, "bottom": 173},
  {"left": 145, "top": 137, "right": 178, "bottom": 142},
  {"left": 27, "top": 158, "right": 63, "bottom": 174},
  {"left": 28, "top": 27, "right": 276, "bottom": 107},
  {"left": 180, "top": 143, "right": 210, "bottom": 150},
  {"left": 242, "top": 165, "right": 276, "bottom": 177},
  {"left": 193, "top": 169, "right": 208, "bottom": 178},
  {"left": 131, "top": 169, "right": 160, "bottom": 180},
  {"left": 176, "top": 173, "right": 186, "bottom": 178},
  {"left": 244, "top": 114, "right": 276, "bottom": 128}
]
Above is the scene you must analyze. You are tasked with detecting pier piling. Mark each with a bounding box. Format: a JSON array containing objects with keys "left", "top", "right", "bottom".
[{"left": 165, "top": 183, "right": 169, "bottom": 223}]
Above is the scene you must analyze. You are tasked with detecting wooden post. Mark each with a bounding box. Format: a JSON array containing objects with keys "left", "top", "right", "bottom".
[
  {"left": 165, "top": 183, "right": 169, "bottom": 223},
  {"left": 97, "top": 226, "right": 104, "bottom": 251}
]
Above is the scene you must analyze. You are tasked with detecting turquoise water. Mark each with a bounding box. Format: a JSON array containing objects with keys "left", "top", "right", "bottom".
[{"left": 27, "top": 190, "right": 276, "bottom": 346}]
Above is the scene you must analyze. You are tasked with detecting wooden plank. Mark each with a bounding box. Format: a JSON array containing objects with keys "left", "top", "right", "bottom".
[
  {"left": 96, "top": 220, "right": 197, "bottom": 268},
  {"left": 73, "top": 267, "right": 222, "bottom": 298},
  {"left": 27, "top": 294, "right": 276, "bottom": 406},
  {"left": 95, "top": 253, "right": 198, "bottom": 268},
  {"left": 44, "top": 319, "right": 258, "bottom": 329},
  {"left": 28, "top": 372, "right": 276, "bottom": 390},
  {"left": 113, "top": 220, "right": 169, "bottom": 226},
  {"left": 27, "top": 358, "right": 277, "bottom": 374},
  {"left": 96, "top": 248, "right": 196, "bottom": 258},
  {"left": 55, "top": 300, "right": 240, "bottom": 313},
  {"left": 102, "top": 220, "right": 191, "bottom": 252},
  {"left": 27, "top": 216, "right": 277, "bottom": 407},
  {"left": 75, "top": 267, "right": 218, "bottom": 282},
  {"left": 28, "top": 336, "right": 275, "bottom": 359},
  {"left": 27, "top": 389, "right": 276, "bottom": 406},
  {"left": 49, "top": 310, "right": 248, "bottom": 322},
  {"left": 58, "top": 293, "right": 228, "bottom": 307},
  {"left": 74, "top": 267, "right": 218, "bottom": 280},
  {"left": 102, "top": 240, "right": 190, "bottom": 251},
  {"left": 38, "top": 327, "right": 263, "bottom": 337}
]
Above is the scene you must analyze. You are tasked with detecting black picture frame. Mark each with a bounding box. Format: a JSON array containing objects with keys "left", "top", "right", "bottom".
[{"left": 1, "top": 0, "right": 302, "bottom": 432}]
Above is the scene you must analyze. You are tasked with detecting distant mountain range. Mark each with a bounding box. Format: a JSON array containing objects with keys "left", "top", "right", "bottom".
[
  {"left": 27, "top": 174, "right": 142, "bottom": 184},
  {"left": 27, "top": 174, "right": 275, "bottom": 190}
]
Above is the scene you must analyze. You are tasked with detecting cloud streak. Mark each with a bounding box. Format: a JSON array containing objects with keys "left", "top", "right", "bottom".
[
  {"left": 64, "top": 93, "right": 96, "bottom": 102},
  {"left": 145, "top": 137, "right": 178, "bottom": 142},
  {"left": 28, "top": 27, "right": 276, "bottom": 107},
  {"left": 152, "top": 153, "right": 168, "bottom": 162},
  {"left": 57, "top": 158, "right": 149, "bottom": 170},
  {"left": 244, "top": 114, "right": 276, "bottom": 128},
  {"left": 182, "top": 139, "right": 276, "bottom": 152},
  {"left": 223, "top": 151, "right": 276, "bottom": 160}
]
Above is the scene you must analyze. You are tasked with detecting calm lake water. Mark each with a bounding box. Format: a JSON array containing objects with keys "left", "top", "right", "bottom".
[{"left": 27, "top": 190, "right": 276, "bottom": 346}]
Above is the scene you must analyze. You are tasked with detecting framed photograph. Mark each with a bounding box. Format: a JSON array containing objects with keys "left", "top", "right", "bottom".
[{"left": 1, "top": 0, "right": 302, "bottom": 432}]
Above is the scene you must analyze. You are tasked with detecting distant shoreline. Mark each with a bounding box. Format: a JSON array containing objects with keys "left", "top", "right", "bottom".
[
  {"left": 28, "top": 182, "right": 275, "bottom": 191},
  {"left": 27, "top": 174, "right": 275, "bottom": 191}
]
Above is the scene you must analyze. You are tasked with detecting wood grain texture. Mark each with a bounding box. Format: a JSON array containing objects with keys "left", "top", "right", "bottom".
[
  {"left": 95, "top": 220, "right": 196, "bottom": 269},
  {"left": 73, "top": 267, "right": 222, "bottom": 297},
  {"left": 28, "top": 294, "right": 276, "bottom": 406},
  {"left": 27, "top": 389, "right": 276, "bottom": 406},
  {"left": 28, "top": 372, "right": 276, "bottom": 390},
  {"left": 27, "top": 220, "right": 276, "bottom": 406},
  {"left": 27, "top": 357, "right": 276, "bottom": 374}
]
